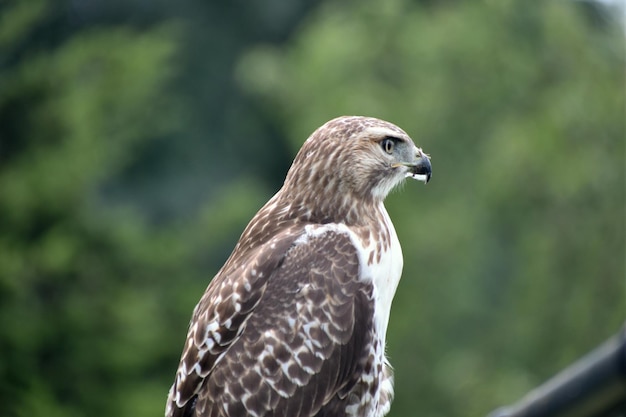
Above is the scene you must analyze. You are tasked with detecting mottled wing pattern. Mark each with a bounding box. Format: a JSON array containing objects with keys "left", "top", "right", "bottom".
[
  {"left": 166, "top": 231, "right": 299, "bottom": 417},
  {"left": 197, "top": 229, "right": 374, "bottom": 417},
  {"left": 168, "top": 227, "right": 375, "bottom": 417}
]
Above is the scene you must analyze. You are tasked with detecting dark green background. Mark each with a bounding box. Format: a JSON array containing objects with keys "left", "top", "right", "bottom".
[{"left": 0, "top": 0, "right": 624, "bottom": 416}]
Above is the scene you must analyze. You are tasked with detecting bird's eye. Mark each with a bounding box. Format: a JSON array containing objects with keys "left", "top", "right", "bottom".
[{"left": 381, "top": 138, "right": 395, "bottom": 154}]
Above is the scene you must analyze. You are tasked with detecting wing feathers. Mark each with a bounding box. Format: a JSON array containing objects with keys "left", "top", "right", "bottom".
[
  {"left": 167, "top": 232, "right": 299, "bottom": 416},
  {"left": 166, "top": 227, "right": 375, "bottom": 417}
]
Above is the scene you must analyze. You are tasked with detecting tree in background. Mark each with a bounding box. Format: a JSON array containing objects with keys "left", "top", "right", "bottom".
[
  {"left": 0, "top": 0, "right": 623, "bottom": 416},
  {"left": 0, "top": 1, "right": 189, "bottom": 416}
]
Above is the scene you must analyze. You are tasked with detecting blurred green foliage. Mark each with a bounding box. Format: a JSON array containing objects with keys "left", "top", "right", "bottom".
[{"left": 0, "top": 0, "right": 624, "bottom": 416}]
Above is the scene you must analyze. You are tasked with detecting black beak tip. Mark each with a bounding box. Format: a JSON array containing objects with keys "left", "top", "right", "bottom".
[{"left": 414, "top": 156, "right": 432, "bottom": 184}]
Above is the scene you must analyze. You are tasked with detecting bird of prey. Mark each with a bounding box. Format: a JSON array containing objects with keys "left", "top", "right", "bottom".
[{"left": 166, "top": 116, "right": 432, "bottom": 417}]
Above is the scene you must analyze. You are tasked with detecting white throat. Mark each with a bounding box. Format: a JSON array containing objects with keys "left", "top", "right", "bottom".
[{"left": 351, "top": 202, "right": 403, "bottom": 339}]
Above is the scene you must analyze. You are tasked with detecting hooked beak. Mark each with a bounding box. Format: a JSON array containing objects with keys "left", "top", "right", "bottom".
[{"left": 404, "top": 148, "right": 432, "bottom": 184}]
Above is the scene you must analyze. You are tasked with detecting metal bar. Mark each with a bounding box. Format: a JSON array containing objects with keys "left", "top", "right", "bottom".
[{"left": 487, "top": 324, "right": 626, "bottom": 417}]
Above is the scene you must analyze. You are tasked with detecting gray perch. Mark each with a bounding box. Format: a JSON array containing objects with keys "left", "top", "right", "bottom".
[{"left": 488, "top": 324, "right": 626, "bottom": 417}]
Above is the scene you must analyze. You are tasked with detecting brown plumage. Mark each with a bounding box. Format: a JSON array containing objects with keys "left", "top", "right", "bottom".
[{"left": 166, "top": 116, "right": 431, "bottom": 417}]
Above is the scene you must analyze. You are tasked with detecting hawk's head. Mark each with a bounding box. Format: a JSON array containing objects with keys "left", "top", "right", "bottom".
[{"left": 284, "top": 116, "right": 431, "bottom": 207}]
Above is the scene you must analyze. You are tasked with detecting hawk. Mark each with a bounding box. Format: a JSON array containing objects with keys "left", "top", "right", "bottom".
[{"left": 166, "top": 116, "right": 432, "bottom": 417}]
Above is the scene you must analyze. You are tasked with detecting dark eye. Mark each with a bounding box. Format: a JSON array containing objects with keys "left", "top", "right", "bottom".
[{"left": 381, "top": 138, "right": 395, "bottom": 154}]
